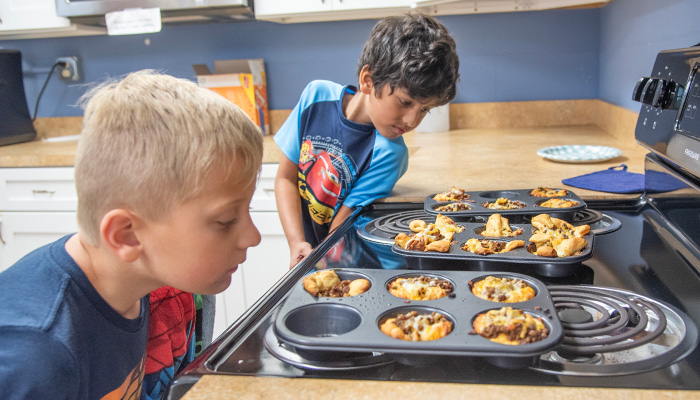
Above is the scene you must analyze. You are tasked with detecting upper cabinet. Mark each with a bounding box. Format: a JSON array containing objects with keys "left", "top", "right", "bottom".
[
  {"left": 0, "top": 0, "right": 104, "bottom": 40},
  {"left": 254, "top": 0, "right": 611, "bottom": 23},
  {"left": 254, "top": 0, "right": 412, "bottom": 23}
]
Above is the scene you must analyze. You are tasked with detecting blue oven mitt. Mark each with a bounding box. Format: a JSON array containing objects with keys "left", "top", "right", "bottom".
[{"left": 562, "top": 164, "right": 687, "bottom": 194}]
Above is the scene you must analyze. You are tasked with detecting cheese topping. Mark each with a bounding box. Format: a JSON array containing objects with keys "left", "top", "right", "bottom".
[
  {"left": 471, "top": 276, "right": 535, "bottom": 302},
  {"left": 481, "top": 197, "right": 527, "bottom": 210},
  {"left": 380, "top": 311, "right": 453, "bottom": 341},
  {"left": 539, "top": 198, "right": 579, "bottom": 208},
  {"left": 472, "top": 307, "right": 548, "bottom": 345},
  {"left": 388, "top": 276, "right": 454, "bottom": 300}
]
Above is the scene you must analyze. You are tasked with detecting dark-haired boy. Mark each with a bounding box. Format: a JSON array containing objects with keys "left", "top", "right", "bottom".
[{"left": 275, "top": 13, "right": 460, "bottom": 267}]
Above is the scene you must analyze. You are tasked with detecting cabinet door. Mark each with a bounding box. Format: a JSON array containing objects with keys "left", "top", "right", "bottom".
[
  {"left": 212, "top": 268, "right": 246, "bottom": 340},
  {"left": 253, "top": 0, "right": 332, "bottom": 16},
  {"left": 0, "top": 0, "right": 70, "bottom": 32},
  {"left": 0, "top": 167, "right": 77, "bottom": 212},
  {"left": 0, "top": 211, "right": 77, "bottom": 272},
  {"left": 240, "top": 211, "right": 289, "bottom": 306},
  {"left": 331, "top": 0, "right": 411, "bottom": 11}
]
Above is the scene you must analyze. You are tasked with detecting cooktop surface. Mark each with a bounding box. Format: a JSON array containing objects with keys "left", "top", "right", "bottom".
[{"left": 204, "top": 203, "right": 700, "bottom": 389}]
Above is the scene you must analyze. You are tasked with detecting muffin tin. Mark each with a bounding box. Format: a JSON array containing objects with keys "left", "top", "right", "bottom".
[
  {"left": 391, "top": 219, "right": 595, "bottom": 266},
  {"left": 274, "top": 269, "right": 563, "bottom": 366},
  {"left": 424, "top": 188, "right": 586, "bottom": 220}
]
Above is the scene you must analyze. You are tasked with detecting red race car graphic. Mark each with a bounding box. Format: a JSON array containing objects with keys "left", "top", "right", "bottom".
[{"left": 298, "top": 140, "right": 341, "bottom": 225}]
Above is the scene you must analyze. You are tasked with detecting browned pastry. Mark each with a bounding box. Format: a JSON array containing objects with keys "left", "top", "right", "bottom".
[
  {"left": 409, "top": 219, "right": 427, "bottom": 232},
  {"left": 461, "top": 238, "right": 525, "bottom": 255},
  {"left": 387, "top": 276, "right": 454, "bottom": 300},
  {"left": 480, "top": 214, "right": 523, "bottom": 237},
  {"left": 538, "top": 198, "right": 580, "bottom": 208},
  {"left": 433, "top": 186, "right": 470, "bottom": 202},
  {"left": 472, "top": 307, "right": 548, "bottom": 345},
  {"left": 395, "top": 214, "right": 463, "bottom": 253},
  {"left": 434, "top": 213, "right": 466, "bottom": 234},
  {"left": 530, "top": 187, "right": 568, "bottom": 197},
  {"left": 380, "top": 311, "right": 453, "bottom": 341},
  {"left": 435, "top": 202, "right": 471, "bottom": 212},
  {"left": 470, "top": 276, "right": 536, "bottom": 302},
  {"left": 527, "top": 214, "right": 590, "bottom": 257},
  {"left": 302, "top": 270, "right": 370, "bottom": 297},
  {"left": 481, "top": 197, "right": 527, "bottom": 210}
]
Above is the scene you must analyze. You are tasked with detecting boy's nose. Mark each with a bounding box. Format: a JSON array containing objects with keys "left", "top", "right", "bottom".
[
  {"left": 403, "top": 109, "right": 421, "bottom": 128},
  {"left": 246, "top": 220, "right": 262, "bottom": 248}
]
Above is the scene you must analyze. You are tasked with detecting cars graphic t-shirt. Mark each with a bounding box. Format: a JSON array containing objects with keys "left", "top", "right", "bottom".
[{"left": 275, "top": 80, "right": 409, "bottom": 246}]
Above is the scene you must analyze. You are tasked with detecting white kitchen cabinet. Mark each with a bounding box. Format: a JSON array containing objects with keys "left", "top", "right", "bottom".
[
  {"left": 254, "top": 0, "right": 411, "bottom": 23},
  {"left": 212, "top": 163, "right": 289, "bottom": 339},
  {"left": 0, "top": 211, "right": 77, "bottom": 271},
  {"left": 0, "top": 0, "right": 105, "bottom": 40},
  {"left": 254, "top": 0, "right": 611, "bottom": 23},
  {"left": 0, "top": 167, "right": 78, "bottom": 272},
  {"left": 411, "top": 0, "right": 611, "bottom": 17}
]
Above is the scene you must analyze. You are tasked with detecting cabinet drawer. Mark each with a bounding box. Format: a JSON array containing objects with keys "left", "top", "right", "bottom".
[
  {"left": 251, "top": 163, "right": 278, "bottom": 211},
  {"left": 0, "top": 168, "right": 77, "bottom": 211}
]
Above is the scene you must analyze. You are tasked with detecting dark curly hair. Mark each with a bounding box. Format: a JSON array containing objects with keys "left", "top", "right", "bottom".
[{"left": 357, "top": 13, "right": 460, "bottom": 106}]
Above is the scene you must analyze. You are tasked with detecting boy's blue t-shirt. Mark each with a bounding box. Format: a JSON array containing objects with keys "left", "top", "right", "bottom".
[
  {"left": 0, "top": 234, "right": 149, "bottom": 399},
  {"left": 274, "top": 80, "right": 409, "bottom": 246}
]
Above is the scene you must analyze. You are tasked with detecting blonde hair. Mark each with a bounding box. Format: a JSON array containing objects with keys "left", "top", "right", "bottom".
[{"left": 75, "top": 70, "right": 263, "bottom": 245}]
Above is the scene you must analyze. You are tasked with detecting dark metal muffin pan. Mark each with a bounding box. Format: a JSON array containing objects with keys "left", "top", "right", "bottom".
[
  {"left": 273, "top": 269, "right": 563, "bottom": 365},
  {"left": 391, "top": 219, "right": 595, "bottom": 265},
  {"left": 424, "top": 188, "right": 586, "bottom": 220}
]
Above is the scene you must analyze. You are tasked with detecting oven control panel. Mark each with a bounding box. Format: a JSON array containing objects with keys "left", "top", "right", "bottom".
[{"left": 635, "top": 46, "right": 700, "bottom": 179}]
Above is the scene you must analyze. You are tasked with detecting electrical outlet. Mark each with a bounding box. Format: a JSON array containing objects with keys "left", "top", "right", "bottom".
[{"left": 56, "top": 56, "right": 81, "bottom": 82}]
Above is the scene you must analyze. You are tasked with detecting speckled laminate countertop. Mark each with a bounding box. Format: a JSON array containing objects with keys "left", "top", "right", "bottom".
[
  {"left": 0, "top": 125, "right": 648, "bottom": 201},
  {"left": 387, "top": 125, "right": 648, "bottom": 202},
  {"left": 180, "top": 375, "right": 700, "bottom": 400}
]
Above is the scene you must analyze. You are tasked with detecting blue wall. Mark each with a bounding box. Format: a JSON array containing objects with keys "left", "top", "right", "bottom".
[
  {"left": 3, "top": 0, "right": 699, "bottom": 119},
  {"left": 1, "top": 8, "right": 599, "bottom": 118},
  {"left": 599, "top": 0, "right": 700, "bottom": 111}
]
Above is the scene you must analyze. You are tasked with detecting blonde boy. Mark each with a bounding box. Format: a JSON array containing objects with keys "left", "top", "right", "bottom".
[{"left": 0, "top": 70, "right": 262, "bottom": 399}]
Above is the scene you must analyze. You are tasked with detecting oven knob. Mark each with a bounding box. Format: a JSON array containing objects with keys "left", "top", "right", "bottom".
[{"left": 632, "top": 77, "right": 681, "bottom": 109}]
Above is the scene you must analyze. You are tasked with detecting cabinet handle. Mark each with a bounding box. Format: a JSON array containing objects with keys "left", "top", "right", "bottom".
[
  {"left": 0, "top": 218, "right": 5, "bottom": 245},
  {"left": 32, "top": 189, "right": 56, "bottom": 195},
  {"left": 262, "top": 188, "right": 275, "bottom": 194}
]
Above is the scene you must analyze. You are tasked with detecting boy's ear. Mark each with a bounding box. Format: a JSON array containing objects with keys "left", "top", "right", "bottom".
[
  {"left": 359, "top": 65, "right": 373, "bottom": 94},
  {"left": 100, "top": 209, "right": 142, "bottom": 263}
]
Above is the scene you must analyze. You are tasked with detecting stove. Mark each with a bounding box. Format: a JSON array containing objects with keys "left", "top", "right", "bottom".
[{"left": 165, "top": 45, "right": 700, "bottom": 398}]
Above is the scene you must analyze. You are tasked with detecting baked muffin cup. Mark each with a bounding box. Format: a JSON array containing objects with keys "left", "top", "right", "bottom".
[
  {"left": 469, "top": 274, "right": 540, "bottom": 303},
  {"left": 385, "top": 273, "right": 455, "bottom": 301},
  {"left": 302, "top": 269, "right": 373, "bottom": 298},
  {"left": 470, "top": 307, "right": 553, "bottom": 368}
]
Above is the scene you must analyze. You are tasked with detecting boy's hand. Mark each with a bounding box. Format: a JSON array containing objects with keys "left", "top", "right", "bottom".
[{"left": 290, "top": 241, "right": 313, "bottom": 269}]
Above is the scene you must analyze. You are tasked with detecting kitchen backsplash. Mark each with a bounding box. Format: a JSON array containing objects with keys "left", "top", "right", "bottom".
[{"left": 35, "top": 100, "right": 637, "bottom": 146}]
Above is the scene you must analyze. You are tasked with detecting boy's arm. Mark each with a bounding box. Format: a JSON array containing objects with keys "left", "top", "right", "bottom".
[
  {"left": 0, "top": 330, "right": 77, "bottom": 399},
  {"left": 330, "top": 205, "right": 354, "bottom": 233},
  {"left": 275, "top": 155, "right": 312, "bottom": 268}
]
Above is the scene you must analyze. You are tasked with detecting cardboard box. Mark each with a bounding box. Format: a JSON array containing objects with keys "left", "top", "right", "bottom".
[{"left": 193, "top": 59, "right": 270, "bottom": 135}]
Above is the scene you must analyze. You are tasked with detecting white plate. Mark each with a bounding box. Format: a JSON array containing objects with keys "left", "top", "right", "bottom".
[{"left": 537, "top": 145, "right": 622, "bottom": 163}]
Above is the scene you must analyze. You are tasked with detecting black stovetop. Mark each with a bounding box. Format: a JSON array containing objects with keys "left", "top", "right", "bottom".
[{"left": 167, "top": 154, "right": 700, "bottom": 399}]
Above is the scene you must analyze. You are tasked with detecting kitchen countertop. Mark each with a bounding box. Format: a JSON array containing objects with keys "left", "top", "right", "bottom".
[
  {"left": 181, "top": 375, "right": 700, "bottom": 400},
  {"left": 0, "top": 125, "right": 647, "bottom": 201},
  {"left": 388, "top": 124, "right": 648, "bottom": 202}
]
